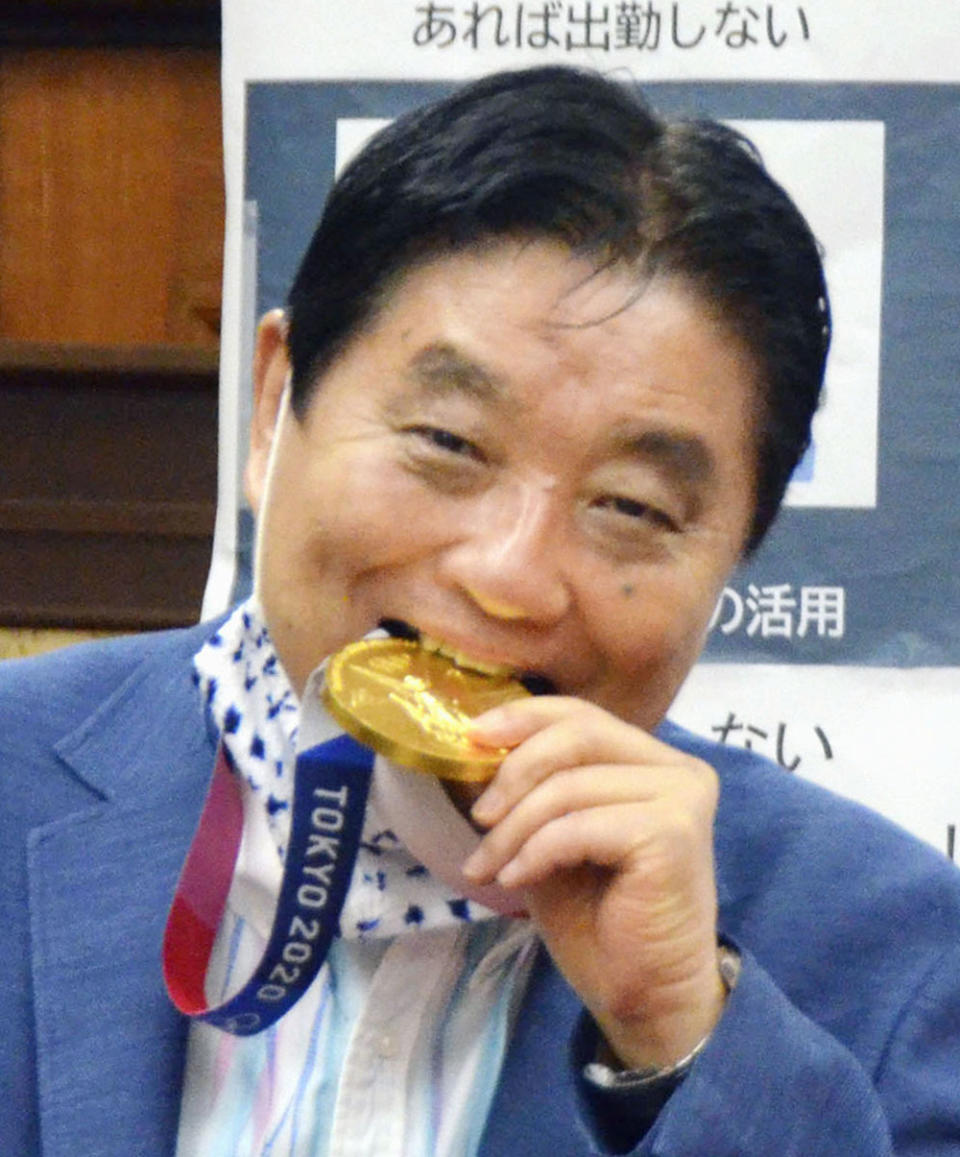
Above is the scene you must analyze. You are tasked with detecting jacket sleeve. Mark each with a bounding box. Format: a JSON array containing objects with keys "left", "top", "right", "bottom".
[{"left": 574, "top": 943, "right": 960, "bottom": 1156}]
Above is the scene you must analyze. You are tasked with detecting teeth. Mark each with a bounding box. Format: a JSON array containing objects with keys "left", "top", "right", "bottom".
[
  {"left": 389, "top": 627, "right": 554, "bottom": 689},
  {"left": 419, "top": 633, "right": 515, "bottom": 678},
  {"left": 451, "top": 651, "right": 514, "bottom": 677}
]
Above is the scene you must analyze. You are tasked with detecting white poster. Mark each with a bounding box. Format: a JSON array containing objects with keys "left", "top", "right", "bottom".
[{"left": 213, "top": 1, "right": 960, "bottom": 859}]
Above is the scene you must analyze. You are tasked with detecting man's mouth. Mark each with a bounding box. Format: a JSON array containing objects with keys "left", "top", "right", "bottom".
[{"left": 378, "top": 618, "right": 557, "bottom": 695}]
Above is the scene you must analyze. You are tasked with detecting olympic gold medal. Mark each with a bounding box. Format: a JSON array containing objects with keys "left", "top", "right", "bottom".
[{"left": 322, "top": 637, "right": 530, "bottom": 782}]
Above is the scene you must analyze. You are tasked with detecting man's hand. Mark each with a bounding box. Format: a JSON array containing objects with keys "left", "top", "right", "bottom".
[{"left": 462, "top": 696, "right": 727, "bottom": 1071}]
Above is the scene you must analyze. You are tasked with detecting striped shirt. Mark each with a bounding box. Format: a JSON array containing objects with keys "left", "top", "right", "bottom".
[{"left": 176, "top": 602, "right": 539, "bottom": 1156}]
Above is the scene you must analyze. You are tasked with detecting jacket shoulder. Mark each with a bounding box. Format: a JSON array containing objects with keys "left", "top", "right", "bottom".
[
  {"left": 0, "top": 619, "right": 220, "bottom": 731},
  {"left": 661, "top": 714, "right": 958, "bottom": 884},
  {"left": 662, "top": 717, "right": 960, "bottom": 968}
]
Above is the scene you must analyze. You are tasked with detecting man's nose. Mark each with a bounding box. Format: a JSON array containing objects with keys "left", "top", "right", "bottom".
[{"left": 439, "top": 479, "right": 572, "bottom": 624}]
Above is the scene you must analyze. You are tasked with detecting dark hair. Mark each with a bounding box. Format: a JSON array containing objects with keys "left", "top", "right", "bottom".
[{"left": 286, "top": 66, "right": 830, "bottom": 553}]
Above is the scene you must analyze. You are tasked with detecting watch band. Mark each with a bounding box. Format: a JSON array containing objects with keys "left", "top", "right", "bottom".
[{"left": 583, "top": 942, "right": 741, "bottom": 1092}]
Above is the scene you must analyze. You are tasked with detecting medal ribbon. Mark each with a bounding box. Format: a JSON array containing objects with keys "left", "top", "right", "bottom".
[{"left": 163, "top": 733, "right": 374, "bottom": 1036}]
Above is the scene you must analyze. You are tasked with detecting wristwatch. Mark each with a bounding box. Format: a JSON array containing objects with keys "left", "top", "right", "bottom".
[{"left": 583, "top": 942, "right": 741, "bottom": 1095}]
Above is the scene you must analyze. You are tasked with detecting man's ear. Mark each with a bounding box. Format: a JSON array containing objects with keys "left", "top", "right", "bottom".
[{"left": 245, "top": 309, "right": 290, "bottom": 515}]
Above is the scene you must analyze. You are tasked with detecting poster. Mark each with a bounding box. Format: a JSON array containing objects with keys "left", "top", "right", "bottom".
[{"left": 211, "top": 1, "right": 960, "bottom": 856}]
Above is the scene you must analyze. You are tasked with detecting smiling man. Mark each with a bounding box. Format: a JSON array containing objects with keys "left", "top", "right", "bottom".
[{"left": 3, "top": 66, "right": 960, "bottom": 1157}]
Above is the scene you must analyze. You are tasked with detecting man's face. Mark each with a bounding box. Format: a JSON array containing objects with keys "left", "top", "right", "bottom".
[{"left": 247, "top": 241, "right": 756, "bottom": 731}]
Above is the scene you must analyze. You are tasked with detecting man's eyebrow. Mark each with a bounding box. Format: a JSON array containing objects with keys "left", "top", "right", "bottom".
[
  {"left": 403, "top": 342, "right": 508, "bottom": 403},
  {"left": 613, "top": 428, "right": 717, "bottom": 488}
]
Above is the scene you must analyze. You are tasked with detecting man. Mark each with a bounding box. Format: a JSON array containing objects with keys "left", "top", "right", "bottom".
[{"left": 2, "top": 66, "right": 959, "bottom": 1156}]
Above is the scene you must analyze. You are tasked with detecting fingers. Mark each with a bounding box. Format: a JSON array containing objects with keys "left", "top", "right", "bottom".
[
  {"left": 464, "top": 770, "right": 714, "bottom": 888},
  {"left": 465, "top": 796, "right": 674, "bottom": 889},
  {"left": 469, "top": 696, "right": 697, "bottom": 827},
  {"left": 488, "top": 801, "right": 658, "bottom": 887},
  {"left": 462, "top": 697, "right": 717, "bottom": 889},
  {"left": 471, "top": 694, "right": 644, "bottom": 751}
]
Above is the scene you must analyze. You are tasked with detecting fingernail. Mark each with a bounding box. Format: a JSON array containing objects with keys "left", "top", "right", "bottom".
[{"left": 470, "top": 706, "right": 507, "bottom": 734}]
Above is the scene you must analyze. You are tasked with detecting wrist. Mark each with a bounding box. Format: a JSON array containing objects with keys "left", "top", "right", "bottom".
[{"left": 592, "top": 942, "right": 740, "bottom": 1074}]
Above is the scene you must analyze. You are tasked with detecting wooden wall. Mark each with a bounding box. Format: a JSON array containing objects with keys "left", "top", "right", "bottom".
[{"left": 1, "top": 7, "right": 224, "bottom": 634}]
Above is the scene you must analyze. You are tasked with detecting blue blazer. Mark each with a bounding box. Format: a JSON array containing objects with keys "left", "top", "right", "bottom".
[{"left": 3, "top": 622, "right": 960, "bottom": 1156}]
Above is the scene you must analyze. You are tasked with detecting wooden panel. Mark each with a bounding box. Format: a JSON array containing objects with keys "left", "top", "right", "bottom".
[
  {"left": 3, "top": 367, "right": 217, "bottom": 501},
  {"left": 0, "top": 39, "right": 223, "bottom": 629},
  {"left": 0, "top": 362, "right": 217, "bottom": 628},
  {"left": 0, "top": 46, "right": 223, "bottom": 347},
  {"left": 0, "top": 626, "right": 120, "bottom": 661},
  {"left": 1, "top": 530, "right": 217, "bottom": 629},
  {"left": 0, "top": 1, "right": 220, "bottom": 47},
  {"left": 0, "top": 338, "right": 218, "bottom": 374}
]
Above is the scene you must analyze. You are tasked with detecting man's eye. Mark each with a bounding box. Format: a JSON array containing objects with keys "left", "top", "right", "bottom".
[
  {"left": 407, "top": 425, "right": 479, "bottom": 458},
  {"left": 596, "top": 495, "right": 679, "bottom": 532}
]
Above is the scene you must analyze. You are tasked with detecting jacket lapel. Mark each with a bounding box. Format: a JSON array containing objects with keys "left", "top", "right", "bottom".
[
  {"left": 480, "top": 947, "right": 589, "bottom": 1156},
  {"left": 28, "top": 633, "right": 217, "bottom": 1157}
]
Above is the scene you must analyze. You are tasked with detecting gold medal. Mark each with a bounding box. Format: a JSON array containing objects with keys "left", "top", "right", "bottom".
[{"left": 322, "top": 637, "right": 530, "bottom": 781}]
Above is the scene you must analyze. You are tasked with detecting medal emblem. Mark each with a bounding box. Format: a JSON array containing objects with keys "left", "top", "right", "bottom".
[{"left": 322, "top": 637, "right": 530, "bottom": 781}]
